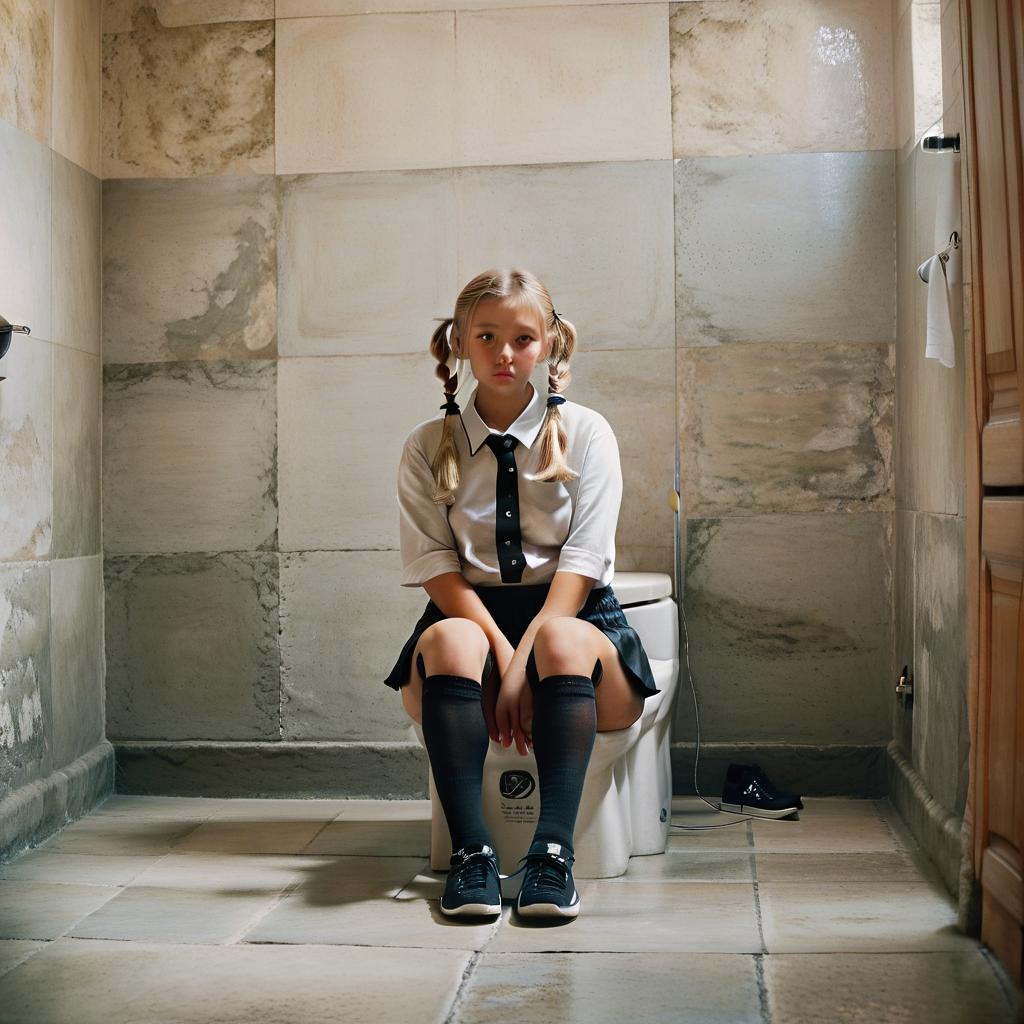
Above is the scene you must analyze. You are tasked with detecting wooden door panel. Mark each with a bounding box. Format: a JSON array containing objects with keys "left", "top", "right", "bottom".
[
  {"left": 981, "top": 499, "right": 1023, "bottom": 846},
  {"left": 973, "top": 0, "right": 1024, "bottom": 487},
  {"left": 965, "top": 0, "right": 1024, "bottom": 983}
]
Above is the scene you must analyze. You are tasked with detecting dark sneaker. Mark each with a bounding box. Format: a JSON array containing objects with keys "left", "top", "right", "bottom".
[
  {"left": 513, "top": 840, "right": 581, "bottom": 918},
  {"left": 440, "top": 843, "right": 502, "bottom": 917},
  {"left": 720, "top": 762, "right": 803, "bottom": 819}
]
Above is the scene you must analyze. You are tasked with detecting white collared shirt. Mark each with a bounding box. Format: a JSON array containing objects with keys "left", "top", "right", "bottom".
[{"left": 396, "top": 381, "right": 622, "bottom": 588}]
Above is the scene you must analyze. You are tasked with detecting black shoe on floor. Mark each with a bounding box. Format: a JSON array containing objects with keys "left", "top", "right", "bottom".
[
  {"left": 440, "top": 843, "right": 502, "bottom": 917},
  {"left": 720, "top": 763, "right": 804, "bottom": 819},
  {"left": 513, "top": 840, "right": 581, "bottom": 919}
]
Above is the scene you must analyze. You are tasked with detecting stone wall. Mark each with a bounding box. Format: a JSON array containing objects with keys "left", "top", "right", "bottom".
[
  {"left": 889, "top": 0, "right": 971, "bottom": 905},
  {"left": 96, "top": 0, "right": 900, "bottom": 798},
  {"left": 0, "top": 0, "right": 112, "bottom": 860}
]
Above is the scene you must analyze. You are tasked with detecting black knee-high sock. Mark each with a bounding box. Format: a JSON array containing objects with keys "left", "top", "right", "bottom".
[
  {"left": 529, "top": 666, "right": 598, "bottom": 854},
  {"left": 419, "top": 653, "right": 493, "bottom": 853}
]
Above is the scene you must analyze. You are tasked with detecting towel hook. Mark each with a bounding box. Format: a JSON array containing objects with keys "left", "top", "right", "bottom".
[
  {"left": 917, "top": 233, "right": 960, "bottom": 283},
  {"left": 938, "top": 231, "right": 960, "bottom": 266}
]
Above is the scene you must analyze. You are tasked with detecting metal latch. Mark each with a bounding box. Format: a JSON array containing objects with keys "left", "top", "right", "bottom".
[{"left": 895, "top": 665, "right": 914, "bottom": 708}]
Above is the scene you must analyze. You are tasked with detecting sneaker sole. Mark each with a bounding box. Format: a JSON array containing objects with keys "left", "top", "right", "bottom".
[
  {"left": 440, "top": 901, "right": 501, "bottom": 917},
  {"left": 719, "top": 801, "right": 800, "bottom": 819},
  {"left": 515, "top": 897, "right": 580, "bottom": 919}
]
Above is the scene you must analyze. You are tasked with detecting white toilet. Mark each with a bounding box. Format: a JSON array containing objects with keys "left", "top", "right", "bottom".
[{"left": 411, "top": 571, "right": 679, "bottom": 884}]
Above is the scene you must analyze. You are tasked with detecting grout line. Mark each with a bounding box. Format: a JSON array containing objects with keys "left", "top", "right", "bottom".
[
  {"left": 753, "top": 954, "right": 773, "bottom": 1024},
  {"left": 294, "top": 819, "right": 336, "bottom": 854},
  {"left": 748, "top": 820, "right": 773, "bottom": 1023},
  {"left": 441, "top": 950, "right": 483, "bottom": 1024},
  {"left": 225, "top": 876, "right": 304, "bottom": 946},
  {"left": 0, "top": 941, "right": 49, "bottom": 981}
]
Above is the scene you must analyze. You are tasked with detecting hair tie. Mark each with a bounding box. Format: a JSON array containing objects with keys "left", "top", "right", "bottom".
[
  {"left": 440, "top": 396, "right": 461, "bottom": 416},
  {"left": 551, "top": 309, "right": 561, "bottom": 323},
  {"left": 546, "top": 394, "right": 566, "bottom": 409}
]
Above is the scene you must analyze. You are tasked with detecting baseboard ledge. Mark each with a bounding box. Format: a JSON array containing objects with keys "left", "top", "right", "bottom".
[
  {"left": 884, "top": 740, "right": 968, "bottom": 905},
  {"left": 671, "top": 741, "right": 887, "bottom": 797},
  {"left": 111, "top": 738, "right": 886, "bottom": 800},
  {"left": 113, "top": 740, "right": 430, "bottom": 799},
  {"left": 0, "top": 741, "right": 115, "bottom": 863}
]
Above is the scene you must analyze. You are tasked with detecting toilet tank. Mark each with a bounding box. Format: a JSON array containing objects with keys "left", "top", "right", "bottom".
[{"left": 611, "top": 571, "right": 678, "bottom": 663}]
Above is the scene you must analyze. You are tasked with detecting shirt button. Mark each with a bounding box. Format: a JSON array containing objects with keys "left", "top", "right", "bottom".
[
  {"left": 505, "top": 510, "right": 512, "bottom": 517},
  {"left": 504, "top": 540, "right": 511, "bottom": 546},
  {"left": 511, "top": 559, "right": 517, "bottom": 565},
  {"left": 508, "top": 467, "right": 515, "bottom": 473}
]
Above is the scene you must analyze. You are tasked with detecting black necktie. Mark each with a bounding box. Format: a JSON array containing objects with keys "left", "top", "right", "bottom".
[{"left": 483, "top": 433, "right": 526, "bottom": 583}]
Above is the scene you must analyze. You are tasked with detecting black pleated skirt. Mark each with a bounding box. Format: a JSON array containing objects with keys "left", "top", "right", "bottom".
[{"left": 382, "top": 581, "right": 660, "bottom": 699}]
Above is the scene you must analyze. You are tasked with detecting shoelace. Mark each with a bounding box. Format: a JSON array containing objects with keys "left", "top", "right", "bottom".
[
  {"left": 451, "top": 850, "right": 498, "bottom": 893},
  {"left": 742, "top": 780, "right": 768, "bottom": 801},
  {"left": 501, "top": 852, "right": 571, "bottom": 895},
  {"left": 524, "top": 855, "right": 569, "bottom": 897}
]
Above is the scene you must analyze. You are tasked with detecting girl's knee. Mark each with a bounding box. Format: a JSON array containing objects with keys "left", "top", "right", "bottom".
[{"left": 528, "top": 647, "right": 598, "bottom": 688}]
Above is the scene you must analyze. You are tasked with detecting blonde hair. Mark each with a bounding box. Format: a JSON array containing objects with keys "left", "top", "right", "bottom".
[{"left": 428, "top": 267, "right": 578, "bottom": 505}]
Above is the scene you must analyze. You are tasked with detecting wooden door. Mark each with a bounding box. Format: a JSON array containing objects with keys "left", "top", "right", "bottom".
[{"left": 962, "top": 0, "right": 1024, "bottom": 983}]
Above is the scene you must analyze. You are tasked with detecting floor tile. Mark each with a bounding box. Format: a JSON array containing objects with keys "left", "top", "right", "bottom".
[
  {"left": 67, "top": 883, "right": 296, "bottom": 945},
  {"left": 0, "top": 881, "right": 121, "bottom": 940},
  {"left": 122, "top": 852, "right": 313, "bottom": 892},
  {"left": 177, "top": 797, "right": 352, "bottom": 821},
  {"left": 764, "top": 951, "right": 1017, "bottom": 1023},
  {"left": 0, "top": 940, "right": 45, "bottom": 980},
  {"left": 87, "top": 795, "right": 226, "bottom": 819},
  {"left": 667, "top": 824, "right": 752, "bottom": 851},
  {"left": 170, "top": 819, "right": 331, "bottom": 855},
  {"left": 32, "top": 818, "right": 204, "bottom": 855},
  {"left": 487, "top": 881, "right": 761, "bottom": 953},
  {"left": 332, "top": 799, "right": 432, "bottom": 821},
  {"left": 1, "top": 796, "right": 1006, "bottom": 1023},
  {"left": 669, "top": 805, "right": 752, "bottom": 851},
  {"left": 288, "top": 855, "right": 431, "bottom": 900},
  {"left": 0, "top": 850, "right": 160, "bottom": 886},
  {"left": 750, "top": 806, "right": 898, "bottom": 853},
  {"left": 759, "top": 881, "right": 969, "bottom": 952},
  {"left": 618, "top": 851, "right": 753, "bottom": 883},
  {"left": 245, "top": 887, "right": 500, "bottom": 951},
  {"left": 304, "top": 819, "right": 431, "bottom": 857},
  {"left": 96, "top": 795, "right": 349, "bottom": 823},
  {"left": 0, "top": 939, "right": 471, "bottom": 1024},
  {"left": 454, "top": 952, "right": 762, "bottom": 1024},
  {"left": 755, "top": 851, "right": 920, "bottom": 883}
]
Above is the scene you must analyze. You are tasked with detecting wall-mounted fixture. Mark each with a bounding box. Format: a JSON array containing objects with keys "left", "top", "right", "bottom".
[
  {"left": 0, "top": 315, "right": 31, "bottom": 383},
  {"left": 895, "top": 665, "right": 914, "bottom": 709},
  {"left": 918, "top": 231, "right": 961, "bottom": 282},
  {"left": 921, "top": 132, "right": 960, "bottom": 154}
]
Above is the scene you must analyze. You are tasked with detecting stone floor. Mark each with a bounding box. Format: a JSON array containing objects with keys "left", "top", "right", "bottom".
[{"left": 0, "top": 795, "right": 1018, "bottom": 1023}]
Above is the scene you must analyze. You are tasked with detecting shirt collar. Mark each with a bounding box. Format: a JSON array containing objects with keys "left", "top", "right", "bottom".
[{"left": 461, "top": 381, "right": 547, "bottom": 456}]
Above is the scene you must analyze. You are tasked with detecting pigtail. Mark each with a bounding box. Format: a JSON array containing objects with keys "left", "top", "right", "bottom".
[
  {"left": 533, "top": 311, "right": 579, "bottom": 484},
  {"left": 427, "top": 317, "right": 463, "bottom": 505}
]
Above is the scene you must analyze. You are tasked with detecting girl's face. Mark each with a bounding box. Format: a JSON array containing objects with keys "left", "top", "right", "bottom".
[{"left": 456, "top": 297, "right": 551, "bottom": 396}]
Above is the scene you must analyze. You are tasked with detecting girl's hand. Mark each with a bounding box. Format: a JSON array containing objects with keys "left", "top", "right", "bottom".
[
  {"left": 496, "top": 661, "right": 533, "bottom": 756},
  {"left": 517, "top": 684, "right": 533, "bottom": 752},
  {"left": 483, "top": 637, "right": 516, "bottom": 744}
]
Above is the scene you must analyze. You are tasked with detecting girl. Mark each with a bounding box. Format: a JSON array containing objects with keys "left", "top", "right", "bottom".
[{"left": 382, "top": 268, "right": 659, "bottom": 920}]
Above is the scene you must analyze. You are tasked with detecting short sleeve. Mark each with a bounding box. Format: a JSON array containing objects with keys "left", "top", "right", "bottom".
[
  {"left": 556, "top": 427, "right": 622, "bottom": 582},
  {"left": 396, "top": 435, "right": 463, "bottom": 587}
]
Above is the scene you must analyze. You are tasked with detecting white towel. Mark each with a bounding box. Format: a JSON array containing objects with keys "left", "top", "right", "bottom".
[
  {"left": 922, "top": 155, "right": 960, "bottom": 368},
  {"left": 922, "top": 253, "right": 955, "bottom": 368}
]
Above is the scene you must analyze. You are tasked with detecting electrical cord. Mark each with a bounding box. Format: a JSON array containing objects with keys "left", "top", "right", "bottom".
[
  {"left": 668, "top": 428, "right": 800, "bottom": 830},
  {"left": 669, "top": 595, "right": 795, "bottom": 829}
]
